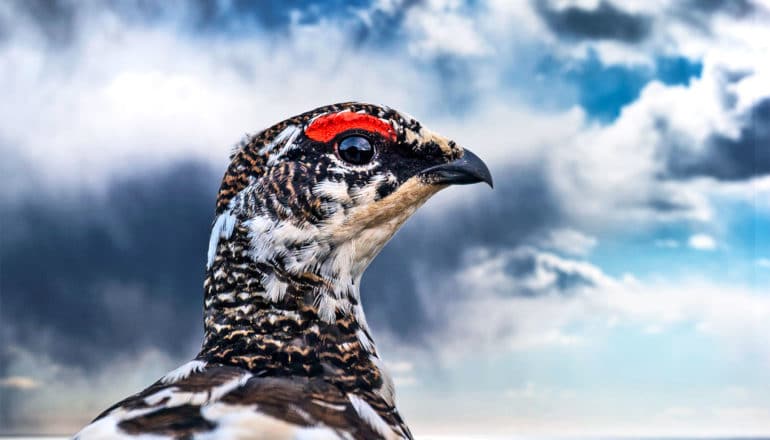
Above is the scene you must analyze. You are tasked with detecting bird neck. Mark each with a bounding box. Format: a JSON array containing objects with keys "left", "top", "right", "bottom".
[{"left": 198, "top": 216, "right": 389, "bottom": 397}]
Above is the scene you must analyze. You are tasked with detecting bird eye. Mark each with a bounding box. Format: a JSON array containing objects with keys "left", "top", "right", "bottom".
[{"left": 337, "top": 136, "right": 375, "bottom": 165}]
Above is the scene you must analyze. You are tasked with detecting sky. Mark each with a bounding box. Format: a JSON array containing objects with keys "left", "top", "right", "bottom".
[{"left": 0, "top": 0, "right": 769, "bottom": 436}]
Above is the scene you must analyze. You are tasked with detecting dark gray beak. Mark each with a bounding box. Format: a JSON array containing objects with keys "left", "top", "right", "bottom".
[{"left": 420, "top": 149, "right": 494, "bottom": 188}]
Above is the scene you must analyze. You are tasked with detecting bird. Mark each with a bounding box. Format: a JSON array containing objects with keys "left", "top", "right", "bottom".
[{"left": 74, "top": 102, "right": 493, "bottom": 440}]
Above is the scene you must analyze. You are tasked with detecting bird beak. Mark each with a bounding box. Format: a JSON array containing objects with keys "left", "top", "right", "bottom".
[{"left": 420, "top": 149, "right": 494, "bottom": 188}]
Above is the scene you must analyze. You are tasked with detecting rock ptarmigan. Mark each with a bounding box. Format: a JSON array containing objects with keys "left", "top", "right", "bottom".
[{"left": 74, "top": 102, "right": 493, "bottom": 440}]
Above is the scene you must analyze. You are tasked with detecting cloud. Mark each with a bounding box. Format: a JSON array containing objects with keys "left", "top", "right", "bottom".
[
  {"left": 683, "top": 0, "right": 756, "bottom": 19},
  {"left": 758, "top": 258, "right": 770, "bottom": 268},
  {"left": 385, "top": 361, "right": 418, "bottom": 387},
  {"left": 536, "top": 1, "right": 653, "bottom": 43},
  {"left": 715, "top": 175, "right": 770, "bottom": 214},
  {"left": 545, "top": 51, "right": 701, "bottom": 121},
  {"left": 713, "top": 406, "right": 770, "bottom": 423},
  {"left": 0, "top": 0, "right": 438, "bottom": 193},
  {"left": 404, "top": 2, "right": 490, "bottom": 57},
  {"left": 0, "top": 376, "right": 41, "bottom": 390},
  {"left": 527, "top": 0, "right": 768, "bottom": 71},
  {"left": 665, "top": 99, "right": 770, "bottom": 180},
  {"left": 386, "top": 361, "right": 415, "bottom": 374},
  {"left": 392, "top": 376, "right": 418, "bottom": 387},
  {"left": 418, "top": 244, "right": 770, "bottom": 363},
  {"left": 538, "top": 228, "right": 598, "bottom": 256},
  {"left": 424, "top": 246, "right": 606, "bottom": 354},
  {"left": 689, "top": 233, "right": 717, "bottom": 250},
  {"left": 549, "top": 47, "right": 770, "bottom": 226},
  {"left": 1, "top": 162, "right": 216, "bottom": 371},
  {"left": 7, "top": 0, "right": 387, "bottom": 42},
  {"left": 0, "top": 344, "right": 183, "bottom": 433}
]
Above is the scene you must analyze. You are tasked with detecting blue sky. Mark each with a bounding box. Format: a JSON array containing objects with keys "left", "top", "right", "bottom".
[{"left": 1, "top": 0, "right": 769, "bottom": 436}]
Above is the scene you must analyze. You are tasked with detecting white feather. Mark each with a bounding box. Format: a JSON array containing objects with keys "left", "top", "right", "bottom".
[
  {"left": 151, "top": 371, "right": 252, "bottom": 408},
  {"left": 198, "top": 403, "right": 341, "bottom": 440},
  {"left": 73, "top": 407, "right": 168, "bottom": 440},
  {"left": 317, "top": 295, "right": 338, "bottom": 324},
  {"left": 264, "top": 125, "right": 301, "bottom": 166},
  {"left": 262, "top": 273, "right": 288, "bottom": 302},
  {"left": 259, "top": 125, "right": 296, "bottom": 155},
  {"left": 207, "top": 210, "right": 237, "bottom": 269},
  {"left": 312, "top": 180, "right": 352, "bottom": 203},
  {"left": 160, "top": 360, "right": 207, "bottom": 384},
  {"left": 347, "top": 394, "right": 395, "bottom": 439},
  {"left": 356, "top": 329, "right": 374, "bottom": 353}
]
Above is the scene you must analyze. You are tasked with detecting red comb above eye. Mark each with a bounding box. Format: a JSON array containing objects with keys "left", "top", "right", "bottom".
[{"left": 305, "top": 112, "right": 396, "bottom": 143}]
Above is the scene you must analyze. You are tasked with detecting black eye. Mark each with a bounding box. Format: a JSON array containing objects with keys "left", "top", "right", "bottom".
[{"left": 338, "top": 136, "right": 374, "bottom": 165}]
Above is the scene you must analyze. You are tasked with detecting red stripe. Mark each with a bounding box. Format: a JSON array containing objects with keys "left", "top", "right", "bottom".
[{"left": 305, "top": 112, "right": 396, "bottom": 143}]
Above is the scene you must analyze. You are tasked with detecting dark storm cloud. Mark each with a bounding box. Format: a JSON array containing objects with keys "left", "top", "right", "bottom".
[
  {"left": 664, "top": 98, "right": 770, "bottom": 180},
  {"left": 4, "top": 0, "right": 411, "bottom": 47},
  {"left": 10, "top": 0, "right": 77, "bottom": 45},
  {"left": 646, "top": 196, "right": 694, "bottom": 213},
  {"left": 535, "top": 1, "right": 652, "bottom": 43},
  {"left": 350, "top": 0, "right": 421, "bottom": 48},
  {"left": 684, "top": 0, "right": 755, "bottom": 18},
  {"left": 0, "top": 329, "right": 14, "bottom": 426},
  {"left": 181, "top": 0, "right": 373, "bottom": 32},
  {"left": 671, "top": 0, "right": 758, "bottom": 33},
  {"left": 1, "top": 162, "right": 219, "bottom": 370},
  {"left": 500, "top": 247, "right": 595, "bottom": 296}
]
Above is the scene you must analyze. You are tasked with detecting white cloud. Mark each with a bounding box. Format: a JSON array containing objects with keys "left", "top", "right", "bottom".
[
  {"left": 0, "top": 12, "right": 433, "bottom": 194},
  {"left": 393, "top": 376, "right": 419, "bottom": 387},
  {"left": 713, "top": 406, "right": 770, "bottom": 423},
  {"left": 537, "top": 9, "right": 770, "bottom": 227},
  {"left": 404, "top": 1, "right": 491, "bottom": 57},
  {"left": 385, "top": 360, "right": 419, "bottom": 387},
  {"left": 757, "top": 258, "right": 770, "bottom": 269},
  {"left": 551, "top": 51, "right": 769, "bottom": 226},
  {"left": 715, "top": 176, "right": 770, "bottom": 215},
  {"left": 555, "top": 0, "right": 770, "bottom": 72},
  {"left": 386, "top": 360, "right": 415, "bottom": 374},
  {"left": 689, "top": 233, "right": 717, "bottom": 250},
  {"left": 0, "top": 376, "right": 41, "bottom": 390},
  {"left": 420, "top": 246, "right": 610, "bottom": 355},
  {"left": 538, "top": 228, "right": 598, "bottom": 256},
  {"left": 426, "top": 245, "right": 770, "bottom": 366},
  {"left": 1, "top": 344, "right": 184, "bottom": 433}
]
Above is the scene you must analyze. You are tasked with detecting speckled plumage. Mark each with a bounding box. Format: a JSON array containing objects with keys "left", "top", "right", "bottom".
[{"left": 75, "top": 102, "right": 491, "bottom": 440}]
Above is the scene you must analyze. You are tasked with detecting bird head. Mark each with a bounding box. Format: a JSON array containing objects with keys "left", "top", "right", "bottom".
[{"left": 207, "top": 102, "right": 492, "bottom": 322}]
